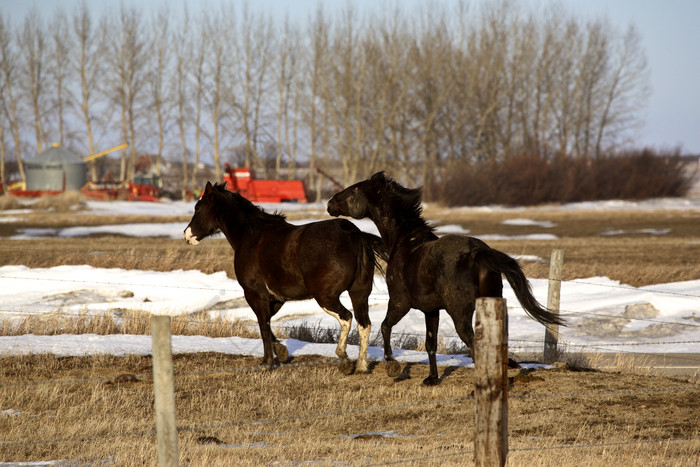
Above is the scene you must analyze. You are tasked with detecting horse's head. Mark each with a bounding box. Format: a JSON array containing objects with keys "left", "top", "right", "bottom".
[
  {"left": 327, "top": 171, "right": 389, "bottom": 219},
  {"left": 184, "top": 181, "right": 221, "bottom": 245}
]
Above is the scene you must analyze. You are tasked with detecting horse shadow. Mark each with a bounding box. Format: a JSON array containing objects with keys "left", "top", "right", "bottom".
[{"left": 391, "top": 363, "right": 460, "bottom": 383}]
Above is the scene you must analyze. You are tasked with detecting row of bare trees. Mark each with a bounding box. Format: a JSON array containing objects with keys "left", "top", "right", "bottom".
[{"left": 0, "top": 1, "right": 650, "bottom": 193}]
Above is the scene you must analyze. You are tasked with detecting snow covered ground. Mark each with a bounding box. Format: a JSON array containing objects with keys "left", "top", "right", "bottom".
[{"left": 1, "top": 197, "right": 698, "bottom": 365}]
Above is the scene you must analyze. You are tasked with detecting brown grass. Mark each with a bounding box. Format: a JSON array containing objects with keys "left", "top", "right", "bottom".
[
  {"left": 0, "top": 353, "right": 697, "bottom": 465},
  {"left": 0, "top": 309, "right": 260, "bottom": 339}
]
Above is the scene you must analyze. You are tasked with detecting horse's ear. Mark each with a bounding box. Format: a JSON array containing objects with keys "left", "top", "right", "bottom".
[
  {"left": 203, "top": 181, "right": 213, "bottom": 195},
  {"left": 370, "top": 171, "right": 386, "bottom": 182}
]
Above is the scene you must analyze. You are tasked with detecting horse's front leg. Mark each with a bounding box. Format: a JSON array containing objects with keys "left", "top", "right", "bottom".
[
  {"left": 246, "top": 292, "right": 281, "bottom": 368},
  {"left": 423, "top": 309, "right": 440, "bottom": 386},
  {"left": 269, "top": 300, "right": 289, "bottom": 363},
  {"left": 256, "top": 316, "right": 279, "bottom": 369},
  {"left": 381, "top": 299, "right": 410, "bottom": 378}
]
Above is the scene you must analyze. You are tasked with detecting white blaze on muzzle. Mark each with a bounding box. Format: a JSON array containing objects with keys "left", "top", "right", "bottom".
[{"left": 184, "top": 227, "right": 199, "bottom": 245}]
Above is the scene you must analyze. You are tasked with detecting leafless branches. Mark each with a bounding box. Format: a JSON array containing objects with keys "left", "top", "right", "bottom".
[{"left": 0, "top": 2, "right": 650, "bottom": 188}]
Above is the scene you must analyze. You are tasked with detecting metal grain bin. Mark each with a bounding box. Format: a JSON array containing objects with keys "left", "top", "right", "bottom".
[{"left": 26, "top": 144, "right": 86, "bottom": 191}]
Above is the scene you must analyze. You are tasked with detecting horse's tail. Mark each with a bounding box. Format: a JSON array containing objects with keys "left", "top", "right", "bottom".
[
  {"left": 359, "top": 232, "right": 388, "bottom": 276},
  {"left": 473, "top": 245, "right": 566, "bottom": 326}
]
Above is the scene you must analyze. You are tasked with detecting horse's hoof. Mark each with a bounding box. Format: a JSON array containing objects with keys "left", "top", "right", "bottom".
[
  {"left": 355, "top": 361, "right": 370, "bottom": 374},
  {"left": 507, "top": 358, "right": 520, "bottom": 369},
  {"left": 274, "top": 342, "right": 289, "bottom": 363},
  {"left": 386, "top": 360, "right": 401, "bottom": 378},
  {"left": 263, "top": 358, "right": 280, "bottom": 370},
  {"left": 422, "top": 375, "right": 440, "bottom": 386},
  {"left": 338, "top": 360, "right": 355, "bottom": 375}
]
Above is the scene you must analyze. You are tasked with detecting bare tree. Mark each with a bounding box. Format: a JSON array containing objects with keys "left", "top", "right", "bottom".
[
  {"left": 147, "top": 6, "right": 172, "bottom": 176},
  {"left": 17, "top": 9, "right": 47, "bottom": 154},
  {"left": 188, "top": 10, "right": 208, "bottom": 190},
  {"left": 274, "top": 16, "right": 293, "bottom": 179},
  {"left": 201, "top": 6, "right": 234, "bottom": 183},
  {"left": 592, "top": 24, "right": 650, "bottom": 157},
  {"left": 106, "top": 5, "right": 148, "bottom": 180},
  {"left": 305, "top": 6, "right": 331, "bottom": 196},
  {"left": 72, "top": 3, "right": 106, "bottom": 180},
  {"left": 0, "top": 12, "right": 25, "bottom": 183},
  {"left": 48, "top": 9, "right": 72, "bottom": 147},
  {"left": 371, "top": 16, "right": 410, "bottom": 176},
  {"left": 0, "top": 1, "right": 654, "bottom": 195},
  {"left": 324, "top": 4, "right": 373, "bottom": 184},
  {"left": 174, "top": 6, "right": 191, "bottom": 197},
  {"left": 237, "top": 5, "right": 273, "bottom": 176}
]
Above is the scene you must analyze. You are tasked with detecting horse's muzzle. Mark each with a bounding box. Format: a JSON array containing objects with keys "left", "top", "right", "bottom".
[
  {"left": 327, "top": 199, "right": 340, "bottom": 217},
  {"left": 184, "top": 227, "right": 199, "bottom": 245}
]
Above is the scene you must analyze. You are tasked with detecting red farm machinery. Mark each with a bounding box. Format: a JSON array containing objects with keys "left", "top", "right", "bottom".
[{"left": 222, "top": 162, "right": 308, "bottom": 203}]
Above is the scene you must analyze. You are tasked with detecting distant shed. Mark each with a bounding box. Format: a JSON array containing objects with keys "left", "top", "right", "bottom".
[{"left": 26, "top": 144, "right": 86, "bottom": 191}]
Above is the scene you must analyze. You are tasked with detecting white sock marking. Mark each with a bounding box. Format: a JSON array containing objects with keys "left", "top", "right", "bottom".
[{"left": 324, "top": 308, "right": 351, "bottom": 359}]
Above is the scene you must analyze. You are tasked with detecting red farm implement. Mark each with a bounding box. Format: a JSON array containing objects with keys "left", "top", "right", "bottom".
[{"left": 223, "top": 163, "right": 308, "bottom": 203}]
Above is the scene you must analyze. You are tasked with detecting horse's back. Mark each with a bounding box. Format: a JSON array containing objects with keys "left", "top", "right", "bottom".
[
  {"left": 296, "top": 218, "right": 375, "bottom": 286},
  {"left": 403, "top": 235, "right": 501, "bottom": 303}
]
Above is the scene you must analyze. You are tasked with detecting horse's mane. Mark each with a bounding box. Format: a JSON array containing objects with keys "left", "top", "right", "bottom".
[
  {"left": 212, "top": 182, "right": 287, "bottom": 227},
  {"left": 372, "top": 172, "right": 434, "bottom": 236}
]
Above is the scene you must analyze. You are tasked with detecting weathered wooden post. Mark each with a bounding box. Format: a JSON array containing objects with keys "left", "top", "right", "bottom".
[
  {"left": 474, "top": 298, "right": 508, "bottom": 467},
  {"left": 151, "top": 315, "right": 179, "bottom": 467},
  {"left": 543, "top": 249, "right": 563, "bottom": 364}
]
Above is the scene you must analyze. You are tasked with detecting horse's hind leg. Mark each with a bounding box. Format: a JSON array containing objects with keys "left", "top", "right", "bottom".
[
  {"left": 349, "top": 288, "right": 372, "bottom": 374},
  {"left": 269, "top": 300, "right": 289, "bottom": 363},
  {"left": 444, "top": 294, "right": 476, "bottom": 357},
  {"left": 316, "top": 298, "right": 353, "bottom": 361},
  {"left": 381, "top": 300, "right": 411, "bottom": 378},
  {"left": 423, "top": 309, "right": 440, "bottom": 386},
  {"left": 246, "top": 292, "right": 286, "bottom": 368}
]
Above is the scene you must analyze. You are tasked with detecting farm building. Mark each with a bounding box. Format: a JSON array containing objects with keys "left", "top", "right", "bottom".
[{"left": 26, "top": 144, "right": 86, "bottom": 191}]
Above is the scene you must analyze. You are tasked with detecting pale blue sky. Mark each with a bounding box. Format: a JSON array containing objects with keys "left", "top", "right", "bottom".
[{"left": 2, "top": 0, "right": 699, "bottom": 154}]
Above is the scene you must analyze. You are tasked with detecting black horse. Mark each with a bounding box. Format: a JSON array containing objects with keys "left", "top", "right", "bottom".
[
  {"left": 327, "top": 172, "right": 565, "bottom": 385},
  {"left": 185, "top": 181, "right": 386, "bottom": 372}
]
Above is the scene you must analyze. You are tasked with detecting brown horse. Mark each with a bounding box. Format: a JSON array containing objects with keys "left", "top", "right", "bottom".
[
  {"left": 185, "top": 181, "right": 386, "bottom": 372},
  {"left": 327, "top": 172, "right": 565, "bottom": 385}
]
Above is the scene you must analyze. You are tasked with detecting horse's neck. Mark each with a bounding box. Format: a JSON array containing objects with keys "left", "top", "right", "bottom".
[
  {"left": 218, "top": 200, "right": 287, "bottom": 247},
  {"left": 216, "top": 201, "right": 255, "bottom": 246},
  {"left": 215, "top": 210, "right": 244, "bottom": 249},
  {"left": 369, "top": 206, "right": 433, "bottom": 252}
]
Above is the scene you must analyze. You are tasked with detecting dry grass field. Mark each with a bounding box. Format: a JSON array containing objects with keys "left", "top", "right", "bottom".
[
  {"left": 1, "top": 195, "right": 699, "bottom": 464},
  {"left": 1, "top": 353, "right": 698, "bottom": 465}
]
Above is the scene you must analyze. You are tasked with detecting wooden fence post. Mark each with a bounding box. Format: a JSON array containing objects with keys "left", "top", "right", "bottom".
[
  {"left": 474, "top": 298, "right": 508, "bottom": 467},
  {"left": 543, "top": 249, "right": 563, "bottom": 364},
  {"left": 151, "top": 315, "right": 179, "bottom": 467}
]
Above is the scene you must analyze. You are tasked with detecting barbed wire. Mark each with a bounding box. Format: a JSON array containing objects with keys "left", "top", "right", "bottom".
[{"left": 551, "top": 277, "right": 700, "bottom": 299}]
